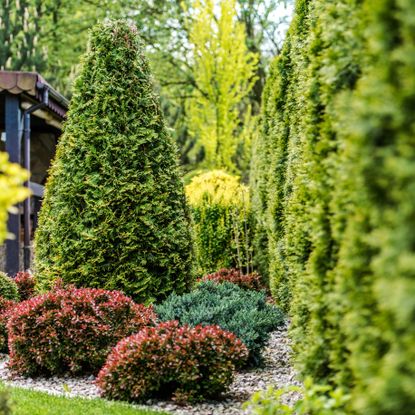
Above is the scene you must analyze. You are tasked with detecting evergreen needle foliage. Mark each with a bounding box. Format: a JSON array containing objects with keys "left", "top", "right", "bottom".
[
  {"left": 0, "top": 273, "right": 19, "bottom": 301},
  {"left": 156, "top": 281, "right": 284, "bottom": 366},
  {"left": 34, "top": 20, "right": 194, "bottom": 303},
  {"left": 251, "top": 0, "right": 415, "bottom": 413}
]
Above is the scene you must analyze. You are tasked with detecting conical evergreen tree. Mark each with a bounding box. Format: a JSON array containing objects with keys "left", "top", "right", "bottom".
[{"left": 34, "top": 20, "right": 194, "bottom": 302}]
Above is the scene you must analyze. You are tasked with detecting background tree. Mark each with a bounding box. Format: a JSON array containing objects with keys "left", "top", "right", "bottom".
[
  {"left": 0, "top": 0, "right": 48, "bottom": 72},
  {"left": 0, "top": 0, "right": 292, "bottom": 171},
  {"left": 238, "top": 0, "right": 292, "bottom": 112},
  {"left": 185, "top": 0, "right": 258, "bottom": 174},
  {"left": 34, "top": 20, "right": 194, "bottom": 303},
  {"left": 137, "top": 0, "right": 292, "bottom": 169},
  {"left": 0, "top": 0, "right": 138, "bottom": 94}
]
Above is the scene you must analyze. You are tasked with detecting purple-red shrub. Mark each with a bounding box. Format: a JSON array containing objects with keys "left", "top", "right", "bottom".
[
  {"left": 7, "top": 288, "right": 156, "bottom": 376},
  {"left": 199, "top": 268, "right": 264, "bottom": 291},
  {"left": 96, "top": 320, "right": 248, "bottom": 403},
  {"left": 0, "top": 296, "right": 16, "bottom": 353},
  {"left": 50, "top": 277, "right": 74, "bottom": 291},
  {"left": 14, "top": 272, "right": 36, "bottom": 301}
]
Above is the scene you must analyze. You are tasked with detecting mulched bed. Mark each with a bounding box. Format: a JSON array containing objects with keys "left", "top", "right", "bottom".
[{"left": 0, "top": 322, "right": 301, "bottom": 414}]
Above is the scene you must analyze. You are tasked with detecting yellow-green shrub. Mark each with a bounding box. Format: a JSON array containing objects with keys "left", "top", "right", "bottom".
[
  {"left": 0, "top": 152, "right": 30, "bottom": 244},
  {"left": 244, "top": 378, "right": 350, "bottom": 415},
  {"left": 186, "top": 170, "right": 252, "bottom": 274}
]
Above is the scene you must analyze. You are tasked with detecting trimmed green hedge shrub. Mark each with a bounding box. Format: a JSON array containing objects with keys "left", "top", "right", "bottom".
[
  {"left": 97, "top": 320, "right": 248, "bottom": 403},
  {"left": 34, "top": 20, "right": 193, "bottom": 303},
  {"left": 8, "top": 288, "right": 156, "bottom": 376},
  {"left": 0, "top": 272, "right": 19, "bottom": 301},
  {"left": 186, "top": 170, "right": 253, "bottom": 275},
  {"left": 155, "top": 281, "right": 284, "bottom": 366},
  {"left": 251, "top": 0, "right": 415, "bottom": 413}
]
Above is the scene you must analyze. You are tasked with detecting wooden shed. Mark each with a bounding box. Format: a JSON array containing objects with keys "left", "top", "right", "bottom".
[{"left": 0, "top": 71, "right": 69, "bottom": 275}]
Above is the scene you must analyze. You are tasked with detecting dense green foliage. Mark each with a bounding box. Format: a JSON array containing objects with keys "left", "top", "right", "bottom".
[
  {"left": 0, "top": 273, "right": 19, "bottom": 301},
  {"left": 34, "top": 21, "right": 193, "bottom": 302},
  {"left": 244, "top": 378, "right": 350, "bottom": 415},
  {"left": 0, "top": 0, "right": 140, "bottom": 95},
  {"left": 249, "top": 59, "right": 278, "bottom": 282},
  {"left": 186, "top": 170, "right": 253, "bottom": 274},
  {"left": 251, "top": 0, "right": 415, "bottom": 413},
  {"left": 0, "top": 0, "right": 47, "bottom": 73},
  {"left": 155, "top": 281, "right": 284, "bottom": 366}
]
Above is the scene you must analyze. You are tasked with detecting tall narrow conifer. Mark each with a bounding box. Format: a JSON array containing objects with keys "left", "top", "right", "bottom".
[
  {"left": 35, "top": 20, "right": 193, "bottom": 302},
  {"left": 251, "top": 0, "right": 415, "bottom": 411}
]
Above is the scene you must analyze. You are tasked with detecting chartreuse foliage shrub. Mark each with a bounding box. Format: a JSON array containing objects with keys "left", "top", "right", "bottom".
[
  {"left": 244, "top": 378, "right": 350, "bottom": 415},
  {"left": 8, "top": 288, "right": 156, "bottom": 376},
  {"left": 200, "top": 268, "right": 264, "bottom": 291},
  {"left": 155, "top": 281, "right": 284, "bottom": 366},
  {"left": 251, "top": 0, "right": 415, "bottom": 413},
  {"left": 34, "top": 20, "right": 193, "bottom": 303},
  {"left": 186, "top": 170, "right": 253, "bottom": 274},
  {"left": 0, "top": 273, "right": 19, "bottom": 301},
  {"left": 97, "top": 320, "right": 248, "bottom": 403},
  {"left": 0, "top": 152, "right": 30, "bottom": 244}
]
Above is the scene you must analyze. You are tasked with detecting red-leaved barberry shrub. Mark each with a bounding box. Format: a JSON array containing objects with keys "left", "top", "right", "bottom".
[
  {"left": 7, "top": 288, "right": 156, "bottom": 376},
  {"left": 14, "top": 272, "right": 36, "bottom": 301},
  {"left": 199, "top": 268, "right": 264, "bottom": 291},
  {"left": 96, "top": 320, "right": 248, "bottom": 403},
  {"left": 0, "top": 296, "right": 17, "bottom": 353},
  {"left": 50, "top": 277, "right": 76, "bottom": 292}
]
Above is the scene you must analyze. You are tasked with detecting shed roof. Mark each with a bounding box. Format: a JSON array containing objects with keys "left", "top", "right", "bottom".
[{"left": 0, "top": 71, "right": 69, "bottom": 119}]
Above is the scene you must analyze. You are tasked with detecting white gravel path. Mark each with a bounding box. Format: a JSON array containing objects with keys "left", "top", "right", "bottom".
[{"left": 0, "top": 322, "right": 301, "bottom": 414}]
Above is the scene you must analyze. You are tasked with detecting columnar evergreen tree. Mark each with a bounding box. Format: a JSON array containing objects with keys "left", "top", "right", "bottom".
[
  {"left": 34, "top": 20, "right": 194, "bottom": 303},
  {"left": 285, "top": 0, "right": 363, "bottom": 384},
  {"left": 249, "top": 60, "right": 276, "bottom": 280},
  {"left": 251, "top": 0, "right": 313, "bottom": 312},
  {"left": 331, "top": 1, "right": 415, "bottom": 412},
  {"left": 252, "top": 0, "right": 415, "bottom": 412}
]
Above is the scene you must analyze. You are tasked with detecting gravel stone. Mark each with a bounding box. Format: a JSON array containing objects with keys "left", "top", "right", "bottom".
[{"left": 0, "top": 322, "right": 301, "bottom": 414}]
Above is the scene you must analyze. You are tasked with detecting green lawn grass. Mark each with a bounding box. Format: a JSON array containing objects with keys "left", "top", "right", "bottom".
[{"left": 1, "top": 386, "right": 170, "bottom": 415}]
